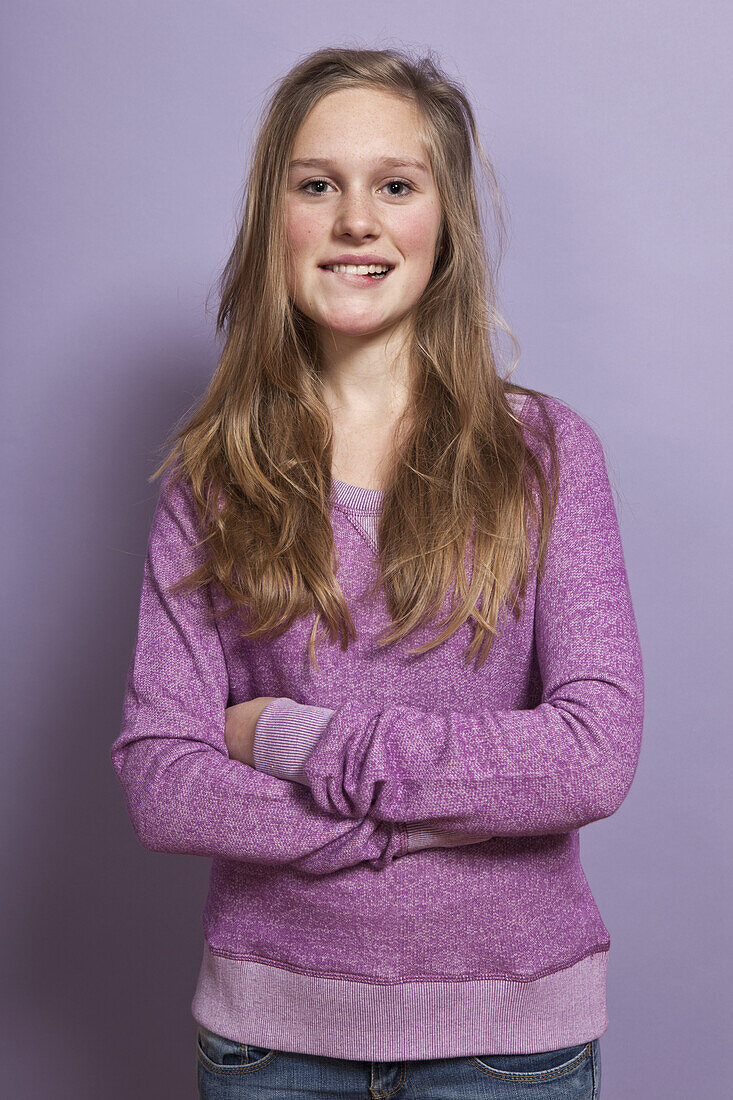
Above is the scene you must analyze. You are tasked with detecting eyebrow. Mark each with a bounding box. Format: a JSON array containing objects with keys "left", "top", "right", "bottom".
[{"left": 288, "top": 156, "right": 429, "bottom": 174}]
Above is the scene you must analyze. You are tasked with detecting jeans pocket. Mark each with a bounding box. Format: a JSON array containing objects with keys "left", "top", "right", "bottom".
[
  {"left": 470, "top": 1040, "right": 594, "bottom": 1082},
  {"left": 197, "top": 1025, "right": 277, "bottom": 1074}
]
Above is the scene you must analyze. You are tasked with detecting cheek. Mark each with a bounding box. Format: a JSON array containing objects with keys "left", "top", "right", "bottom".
[
  {"left": 284, "top": 206, "right": 324, "bottom": 299},
  {"left": 285, "top": 218, "right": 310, "bottom": 259},
  {"left": 397, "top": 207, "right": 442, "bottom": 270},
  {"left": 285, "top": 204, "right": 324, "bottom": 261}
]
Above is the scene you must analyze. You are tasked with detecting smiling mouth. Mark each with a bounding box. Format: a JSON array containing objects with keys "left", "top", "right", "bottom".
[{"left": 318, "top": 264, "right": 394, "bottom": 282}]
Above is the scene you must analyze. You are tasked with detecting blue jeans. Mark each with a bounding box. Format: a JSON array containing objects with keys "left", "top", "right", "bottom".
[{"left": 197, "top": 1024, "right": 602, "bottom": 1098}]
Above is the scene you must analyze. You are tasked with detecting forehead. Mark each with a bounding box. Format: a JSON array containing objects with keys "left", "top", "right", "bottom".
[{"left": 290, "top": 87, "right": 429, "bottom": 165}]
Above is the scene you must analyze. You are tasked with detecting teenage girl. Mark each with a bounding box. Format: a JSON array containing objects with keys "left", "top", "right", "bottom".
[{"left": 113, "top": 44, "right": 643, "bottom": 1100}]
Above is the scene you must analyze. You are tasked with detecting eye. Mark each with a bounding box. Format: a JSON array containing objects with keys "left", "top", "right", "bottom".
[
  {"left": 300, "top": 179, "right": 334, "bottom": 195},
  {"left": 299, "top": 178, "right": 414, "bottom": 197},
  {"left": 381, "top": 179, "right": 413, "bottom": 197}
]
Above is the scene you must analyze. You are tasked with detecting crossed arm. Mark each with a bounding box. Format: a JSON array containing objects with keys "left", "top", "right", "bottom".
[
  {"left": 111, "top": 411, "right": 643, "bottom": 874},
  {"left": 246, "top": 412, "right": 643, "bottom": 839},
  {"left": 110, "top": 468, "right": 491, "bottom": 880}
]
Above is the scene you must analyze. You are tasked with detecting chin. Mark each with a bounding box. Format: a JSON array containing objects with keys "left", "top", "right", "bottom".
[{"left": 314, "top": 311, "right": 390, "bottom": 335}]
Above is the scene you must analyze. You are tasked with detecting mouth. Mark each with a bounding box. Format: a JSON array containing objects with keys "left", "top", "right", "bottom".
[{"left": 318, "top": 262, "right": 395, "bottom": 284}]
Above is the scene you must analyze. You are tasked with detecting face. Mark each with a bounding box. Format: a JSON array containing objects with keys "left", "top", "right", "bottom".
[{"left": 283, "top": 87, "right": 443, "bottom": 346}]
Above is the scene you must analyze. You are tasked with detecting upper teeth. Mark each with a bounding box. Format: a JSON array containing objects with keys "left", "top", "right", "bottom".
[{"left": 324, "top": 263, "right": 391, "bottom": 274}]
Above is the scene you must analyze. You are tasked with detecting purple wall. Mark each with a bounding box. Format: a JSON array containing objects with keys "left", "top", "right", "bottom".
[{"left": 3, "top": 3, "right": 729, "bottom": 1097}]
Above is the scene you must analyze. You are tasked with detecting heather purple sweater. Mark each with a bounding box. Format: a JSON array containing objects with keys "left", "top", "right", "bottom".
[{"left": 110, "top": 392, "right": 644, "bottom": 1060}]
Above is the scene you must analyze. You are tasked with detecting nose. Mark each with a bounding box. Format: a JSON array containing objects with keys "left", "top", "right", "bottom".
[{"left": 332, "top": 187, "right": 380, "bottom": 241}]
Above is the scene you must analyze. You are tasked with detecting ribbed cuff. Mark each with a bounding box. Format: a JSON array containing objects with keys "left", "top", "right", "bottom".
[
  {"left": 403, "top": 826, "right": 494, "bottom": 852},
  {"left": 252, "top": 697, "right": 333, "bottom": 784}
]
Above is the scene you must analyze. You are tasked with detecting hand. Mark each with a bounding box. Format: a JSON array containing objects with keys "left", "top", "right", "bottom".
[{"left": 224, "top": 697, "right": 277, "bottom": 767}]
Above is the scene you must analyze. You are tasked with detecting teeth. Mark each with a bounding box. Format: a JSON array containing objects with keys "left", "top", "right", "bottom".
[{"left": 323, "top": 263, "right": 391, "bottom": 274}]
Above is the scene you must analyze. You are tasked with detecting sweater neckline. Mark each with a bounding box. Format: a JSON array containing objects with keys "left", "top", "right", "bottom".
[
  {"left": 328, "top": 394, "right": 532, "bottom": 517},
  {"left": 330, "top": 476, "right": 384, "bottom": 514}
]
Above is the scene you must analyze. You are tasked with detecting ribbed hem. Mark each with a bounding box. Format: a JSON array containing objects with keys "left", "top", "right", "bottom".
[{"left": 192, "top": 941, "right": 609, "bottom": 1060}]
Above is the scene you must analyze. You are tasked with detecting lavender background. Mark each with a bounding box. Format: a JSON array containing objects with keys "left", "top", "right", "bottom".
[{"left": 2, "top": 2, "right": 729, "bottom": 1097}]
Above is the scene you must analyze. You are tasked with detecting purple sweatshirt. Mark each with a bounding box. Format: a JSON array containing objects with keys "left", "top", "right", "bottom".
[{"left": 110, "top": 391, "right": 644, "bottom": 1060}]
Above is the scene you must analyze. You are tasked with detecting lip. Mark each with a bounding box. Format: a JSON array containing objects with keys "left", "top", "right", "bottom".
[
  {"left": 318, "top": 267, "right": 394, "bottom": 288},
  {"left": 319, "top": 254, "right": 395, "bottom": 267}
]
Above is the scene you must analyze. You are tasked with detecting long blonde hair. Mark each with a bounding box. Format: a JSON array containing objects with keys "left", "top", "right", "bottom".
[{"left": 154, "top": 45, "right": 560, "bottom": 670}]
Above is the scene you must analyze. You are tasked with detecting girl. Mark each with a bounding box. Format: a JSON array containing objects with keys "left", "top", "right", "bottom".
[{"left": 111, "top": 45, "right": 643, "bottom": 1099}]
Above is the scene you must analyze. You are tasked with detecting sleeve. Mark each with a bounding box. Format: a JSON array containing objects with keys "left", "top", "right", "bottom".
[
  {"left": 109, "top": 465, "right": 407, "bottom": 876},
  {"left": 250, "top": 410, "right": 645, "bottom": 836},
  {"left": 253, "top": 699, "right": 495, "bottom": 852}
]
